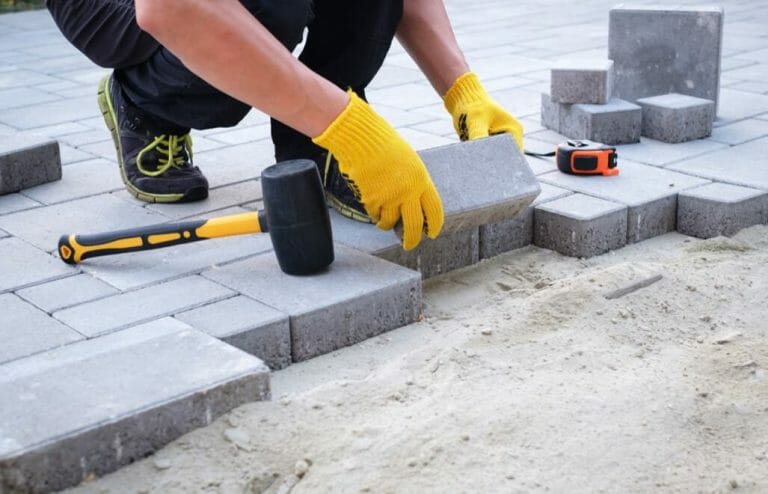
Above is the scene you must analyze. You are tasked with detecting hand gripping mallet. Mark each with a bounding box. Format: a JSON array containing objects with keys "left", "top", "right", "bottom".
[{"left": 57, "top": 159, "right": 334, "bottom": 275}]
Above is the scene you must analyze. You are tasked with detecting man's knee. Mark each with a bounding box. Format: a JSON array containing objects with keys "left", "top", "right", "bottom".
[{"left": 241, "top": 0, "right": 313, "bottom": 50}]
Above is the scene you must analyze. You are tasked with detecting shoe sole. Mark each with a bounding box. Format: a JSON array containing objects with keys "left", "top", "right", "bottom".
[
  {"left": 326, "top": 192, "right": 373, "bottom": 224},
  {"left": 97, "top": 75, "right": 189, "bottom": 204}
]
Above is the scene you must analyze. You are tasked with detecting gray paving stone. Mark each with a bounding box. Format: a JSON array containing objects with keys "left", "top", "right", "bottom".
[
  {"left": 58, "top": 142, "right": 97, "bottom": 165},
  {"left": 725, "top": 80, "right": 768, "bottom": 95},
  {"left": 480, "top": 183, "right": 573, "bottom": 259},
  {"left": 615, "top": 137, "right": 728, "bottom": 168},
  {"left": 203, "top": 244, "right": 422, "bottom": 362},
  {"left": 0, "top": 194, "right": 169, "bottom": 252},
  {"left": 0, "top": 87, "right": 59, "bottom": 111},
  {"left": 0, "top": 318, "right": 269, "bottom": 494},
  {"left": 709, "top": 118, "right": 768, "bottom": 145},
  {"left": 0, "top": 69, "right": 61, "bottom": 91},
  {"left": 368, "top": 83, "right": 441, "bottom": 110},
  {"left": 0, "top": 134, "right": 61, "bottom": 195},
  {"left": 539, "top": 161, "right": 710, "bottom": 243},
  {"left": 637, "top": 94, "right": 715, "bottom": 143},
  {"left": 21, "top": 158, "right": 123, "bottom": 205},
  {"left": 399, "top": 128, "right": 457, "bottom": 150},
  {"left": 0, "top": 96, "right": 99, "bottom": 130},
  {"left": 0, "top": 193, "right": 40, "bottom": 216},
  {"left": 16, "top": 274, "right": 120, "bottom": 313},
  {"left": 0, "top": 293, "right": 83, "bottom": 365},
  {"left": 486, "top": 87, "right": 544, "bottom": 118},
  {"left": 716, "top": 88, "right": 768, "bottom": 121},
  {"left": 53, "top": 276, "right": 234, "bottom": 337},
  {"left": 668, "top": 138, "right": 768, "bottom": 191},
  {"left": 204, "top": 124, "right": 270, "bottom": 146},
  {"left": 331, "top": 211, "right": 479, "bottom": 279},
  {"left": 540, "top": 93, "right": 564, "bottom": 132},
  {"left": 534, "top": 194, "right": 628, "bottom": 258},
  {"left": 561, "top": 98, "right": 642, "bottom": 145},
  {"left": 175, "top": 296, "right": 291, "bottom": 370},
  {"left": 419, "top": 134, "right": 541, "bottom": 235},
  {"left": 147, "top": 180, "right": 263, "bottom": 220},
  {"left": 0, "top": 237, "right": 75, "bottom": 294},
  {"left": 677, "top": 183, "right": 768, "bottom": 239},
  {"left": 195, "top": 139, "right": 275, "bottom": 189},
  {"left": 608, "top": 6, "right": 724, "bottom": 109},
  {"left": 550, "top": 59, "right": 613, "bottom": 104}
]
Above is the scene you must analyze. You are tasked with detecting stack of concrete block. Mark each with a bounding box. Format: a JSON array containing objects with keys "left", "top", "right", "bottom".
[
  {"left": 541, "top": 60, "right": 642, "bottom": 144},
  {"left": 0, "top": 134, "right": 62, "bottom": 195}
]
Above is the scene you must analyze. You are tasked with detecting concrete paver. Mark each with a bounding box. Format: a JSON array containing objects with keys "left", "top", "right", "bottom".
[
  {"left": 0, "top": 237, "right": 75, "bottom": 293},
  {"left": 16, "top": 273, "right": 120, "bottom": 313},
  {"left": 637, "top": 94, "right": 715, "bottom": 144},
  {"left": 0, "top": 134, "right": 61, "bottom": 194},
  {"left": 668, "top": 138, "right": 768, "bottom": 191},
  {"left": 677, "top": 183, "right": 768, "bottom": 239},
  {"left": 550, "top": 59, "right": 613, "bottom": 104}
]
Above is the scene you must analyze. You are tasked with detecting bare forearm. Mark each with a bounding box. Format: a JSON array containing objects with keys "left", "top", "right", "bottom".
[
  {"left": 396, "top": 0, "right": 469, "bottom": 95},
  {"left": 135, "top": 0, "right": 347, "bottom": 137}
]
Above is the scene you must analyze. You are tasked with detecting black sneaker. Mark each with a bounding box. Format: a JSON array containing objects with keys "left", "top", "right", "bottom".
[
  {"left": 320, "top": 151, "right": 372, "bottom": 223},
  {"left": 97, "top": 74, "right": 209, "bottom": 203}
]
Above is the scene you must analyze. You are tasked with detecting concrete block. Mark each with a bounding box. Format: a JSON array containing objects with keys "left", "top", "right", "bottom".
[
  {"left": 551, "top": 59, "right": 613, "bottom": 104},
  {"left": 540, "top": 93, "right": 564, "bottom": 132},
  {"left": 539, "top": 161, "right": 710, "bottom": 243},
  {"left": 637, "top": 93, "right": 715, "bottom": 143},
  {"left": 203, "top": 244, "right": 422, "bottom": 362},
  {"left": 561, "top": 98, "right": 642, "bottom": 145},
  {"left": 668, "top": 138, "right": 768, "bottom": 191},
  {"left": 418, "top": 134, "right": 541, "bottom": 234},
  {"left": 175, "top": 296, "right": 291, "bottom": 370},
  {"left": 534, "top": 194, "right": 628, "bottom": 258},
  {"left": 677, "top": 183, "right": 768, "bottom": 239},
  {"left": 480, "top": 183, "right": 573, "bottom": 259},
  {"left": 608, "top": 6, "right": 724, "bottom": 109},
  {"left": 16, "top": 274, "right": 119, "bottom": 313},
  {"left": 330, "top": 211, "right": 479, "bottom": 279},
  {"left": 0, "top": 293, "right": 83, "bottom": 365},
  {"left": 0, "top": 237, "right": 75, "bottom": 294},
  {"left": 53, "top": 276, "right": 234, "bottom": 337},
  {"left": 0, "top": 134, "right": 61, "bottom": 195},
  {"left": 0, "top": 318, "right": 269, "bottom": 494}
]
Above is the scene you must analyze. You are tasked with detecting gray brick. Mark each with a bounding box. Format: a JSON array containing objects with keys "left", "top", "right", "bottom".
[
  {"left": 637, "top": 93, "right": 715, "bottom": 143},
  {"left": 0, "top": 96, "right": 99, "bottom": 129},
  {"left": 540, "top": 93, "right": 564, "bottom": 132},
  {"left": 0, "top": 194, "right": 169, "bottom": 252},
  {"left": 16, "top": 274, "right": 119, "bottom": 313},
  {"left": 419, "top": 134, "right": 541, "bottom": 235},
  {"left": 709, "top": 118, "right": 768, "bottom": 145},
  {"left": 0, "top": 87, "right": 59, "bottom": 111},
  {"left": 0, "top": 293, "right": 82, "bottom": 364},
  {"left": 615, "top": 138, "right": 728, "bottom": 168},
  {"left": 550, "top": 59, "right": 613, "bottom": 104},
  {"left": 195, "top": 139, "right": 275, "bottom": 188},
  {"left": 608, "top": 6, "right": 724, "bottom": 109},
  {"left": 668, "top": 138, "right": 768, "bottom": 191},
  {"left": 561, "top": 98, "right": 642, "bottom": 145},
  {"left": 0, "top": 238, "right": 75, "bottom": 293},
  {"left": 677, "top": 183, "right": 768, "bottom": 239},
  {"left": 480, "top": 183, "right": 572, "bottom": 259},
  {"left": 147, "top": 181, "right": 263, "bottom": 220},
  {"left": 534, "top": 194, "right": 628, "bottom": 258},
  {"left": 175, "top": 296, "right": 291, "bottom": 370},
  {"left": 331, "top": 211, "right": 479, "bottom": 279},
  {"left": 539, "top": 161, "right": 710, "bottom": 243},
  {"left": 0, "top": 134, "right": 61, "bottom": 195},
  {"left": 203, "top": 244, "right": 422, "bottom": 362},
  {"left": 0, "top": 318, "right": 269, "bottom": 494},
  {"left": 21, "top": 158, "right": 124, "bottom": 205},
  {"left": 0, "top": 193, "right": 40, "bottom": 215},
  {"left": 399, "top": 128, "right": 457, "bottom": 150},
  {"left": 53, "top": 276, "right": 234, "bottom": 337}
]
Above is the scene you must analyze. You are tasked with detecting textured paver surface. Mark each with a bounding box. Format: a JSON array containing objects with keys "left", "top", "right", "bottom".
[{"left": 1, "top": 1, "right": 768, "bottom": 491}]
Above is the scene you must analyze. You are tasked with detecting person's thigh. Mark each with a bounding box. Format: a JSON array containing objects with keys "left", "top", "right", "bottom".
[{"left": 46, "top": 0, "right": 159, "bottom": 69}]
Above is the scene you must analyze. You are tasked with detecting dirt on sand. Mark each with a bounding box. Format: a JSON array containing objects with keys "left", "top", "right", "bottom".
[{"left": 68, "top": 226, "right": 768, "bottom": 494}]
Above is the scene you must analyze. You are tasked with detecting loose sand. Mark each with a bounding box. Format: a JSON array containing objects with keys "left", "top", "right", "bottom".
[{"left": 68, "top": 226, "right": 768, "bottom": 494}]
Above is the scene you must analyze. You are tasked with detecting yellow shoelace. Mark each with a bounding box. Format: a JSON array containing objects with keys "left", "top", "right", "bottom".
[{"left": 136, "top": 134, "right": 193, "bottom": 177}]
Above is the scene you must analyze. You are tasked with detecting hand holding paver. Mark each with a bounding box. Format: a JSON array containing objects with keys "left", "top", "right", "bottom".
[
  {"left": 313, "top": 91, "right": 444, "bottom": 251},
  {"left": 443, "top": 72, "right": 524, "bottom": 150}
]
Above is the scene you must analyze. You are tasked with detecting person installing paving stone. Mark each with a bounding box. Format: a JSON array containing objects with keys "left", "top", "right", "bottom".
[{"left": 44, "top": 0, "right": 525, "bottom": 251}]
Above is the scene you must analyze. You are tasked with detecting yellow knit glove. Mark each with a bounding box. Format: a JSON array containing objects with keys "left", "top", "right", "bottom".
[
  {"left": 443, "top": 72, "right": 524, "bottom": 150},
  {"left": 313, "top": 91, "right": 444, "bottom": 251}
]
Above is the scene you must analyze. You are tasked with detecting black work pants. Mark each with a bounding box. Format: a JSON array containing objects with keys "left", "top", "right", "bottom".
[{"left": 46, "top": 0, "right": 403, "bottom": 162}]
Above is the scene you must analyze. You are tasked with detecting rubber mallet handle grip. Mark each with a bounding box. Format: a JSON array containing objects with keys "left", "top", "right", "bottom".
[{"left": 58, "top": 211, "right": 267, "bottom": 264}]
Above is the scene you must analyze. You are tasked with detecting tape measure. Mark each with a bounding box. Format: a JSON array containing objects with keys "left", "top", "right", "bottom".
[{"left": 525, "top": 139, "right": 619, "bottom": 177}]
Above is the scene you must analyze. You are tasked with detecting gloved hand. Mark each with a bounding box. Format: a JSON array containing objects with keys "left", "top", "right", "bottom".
[
  {"left": 313, "top": 91, "right": 444, "bottom": 251},
  {"left": 443, "top": 72, "right": 524, "bottom": 150}
]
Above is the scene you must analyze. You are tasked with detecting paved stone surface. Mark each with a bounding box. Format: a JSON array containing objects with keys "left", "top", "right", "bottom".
[
  {"left": 203, "top": 244, "right": 422, "bottom": 362},
  {"left": 175, "top": 296, "right": 291, "bottom": 370},
  {"left": 331, "top": 211, "right": 479, "bottom": 279},
  {"left": 539, "top": 160, "right": 710, "bottom": 243},
  {"left": 0, "top": 237, "right": 75, "bottom": 293},
  {"left": 608, "top": 6, "right": 724, "bottom": 109},
  {"left": 0, "top": 318, "right": 270, "bottom": 494},
  {"left": 53, "top": 276, "right": 234, "bottom": 337},
  {"left": 20, "top": 158, "right": 123, "bottom": 205},
  {"left": 534, "top": 194, "right": 628, "bottom": 258},
  {"left": 668, "top": 138, "right": 768, "bottom": 191},
  {"left": 677, "top": 183, "right": 768, "bottom": 239},
  {"left": 0, "top": 293, "right": 83, "bottom": 365},
  {"left": 0, "top": 134, "right": 61, "bottom": 195},
  {"left": 550, "top": 59, "right": 613, "bottom": 104},
  {"left": 709, "top": 118, "right": 768, "bottom": 145},
  {"left": 16, "top": 274, "right": 120, "bottom": 313},
  {"left": 419, "top": 134, "right": 541, "bottom": 235},
  {"left": 615, "top": 138, "right": 728, "bottom": 168},
  {"left": 637, "top": 94, "right": 715, "bottom": 143},
  {"left": 480, "top": 183, "right": 573, "bottom": 259}
]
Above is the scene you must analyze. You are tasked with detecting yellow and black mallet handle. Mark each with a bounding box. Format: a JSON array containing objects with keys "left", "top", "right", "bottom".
[{"left": 58, "top": 211, "right": 267, "bottom": 265}]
